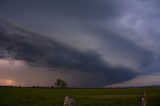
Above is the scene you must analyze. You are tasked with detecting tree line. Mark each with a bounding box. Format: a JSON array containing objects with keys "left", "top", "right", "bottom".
[{"left": 0, "top": 79, "right": 68, "bottom": 88}]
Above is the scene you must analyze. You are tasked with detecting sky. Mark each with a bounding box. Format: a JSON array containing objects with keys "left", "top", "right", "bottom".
[{"left": 0, "top": 0, "right": 160, "bottom": 87}]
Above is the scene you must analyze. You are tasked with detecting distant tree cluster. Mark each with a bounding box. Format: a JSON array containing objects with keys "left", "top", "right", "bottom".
[
  {"left": 0, "top": 79, "right": 68, "bottom": 88},
  {"left": 55, "top": 79, "right": 68, "bottom": 88}
]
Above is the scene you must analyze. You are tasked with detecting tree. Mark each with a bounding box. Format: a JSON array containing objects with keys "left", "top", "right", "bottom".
[{"left": 55, "top": 79, "right": 68, "bottom": 88}]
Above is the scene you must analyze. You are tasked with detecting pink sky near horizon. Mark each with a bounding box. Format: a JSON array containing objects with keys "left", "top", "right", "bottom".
[{"left": 1, "top": 59, "right": 160, "bottom": 87}]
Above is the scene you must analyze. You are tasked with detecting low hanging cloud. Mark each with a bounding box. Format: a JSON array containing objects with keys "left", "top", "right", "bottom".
[
  {"left": 0, "top": 17, "right": 154, "bottom": 87},
  {"left": 0, "top": 0, "right": 156, "bottom": 87},
  {"left": 0, "top": 18, "right": 142, "bottom": 87},
  {"left": 0, "top": 0, "right": 153, "bottom": 69},
  {"left": 107, "top": 73, "right": 160, "bottom": 87}
]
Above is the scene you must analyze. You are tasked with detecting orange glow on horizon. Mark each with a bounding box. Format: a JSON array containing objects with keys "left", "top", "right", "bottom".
[
  {"left": 0, "top": 79, "right": 16, "bottom": 86},
  {"left": 5, "top": 80, "right": 15, "bottom": 85}
]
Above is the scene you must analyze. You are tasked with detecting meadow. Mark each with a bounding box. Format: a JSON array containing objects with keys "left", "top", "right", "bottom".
[{"left": 0, "top": 87, "right": 160, "bottom": 106}]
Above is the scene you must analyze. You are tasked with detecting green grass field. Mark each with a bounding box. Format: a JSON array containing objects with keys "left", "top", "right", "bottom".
[{"left": 0, "top": 87, "right": 160, "bottom": 106}]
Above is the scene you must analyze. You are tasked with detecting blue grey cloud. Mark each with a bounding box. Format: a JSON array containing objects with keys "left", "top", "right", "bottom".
[
  {"left": 0, "top": 18, "right": 139, "bottom": 87},
  {"left": 0, "top": 0, "right": 158, "bottom": 87},
  {"left": 0, "top": 0, "right": 127, "bottom": 21}
]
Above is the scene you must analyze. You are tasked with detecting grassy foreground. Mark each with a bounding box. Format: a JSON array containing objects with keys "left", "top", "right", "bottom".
[{"left": 0, "top": 87, "right": 160, "bottom": 106}]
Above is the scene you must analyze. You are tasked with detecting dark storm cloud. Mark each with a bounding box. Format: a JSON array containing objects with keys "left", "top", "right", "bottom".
[
  {"left": 0, "top": 0, "right": 158, "bottom": 87},
  {"left": 48, "top": 0, "right": 123, "bottom": 20},
  {"left": 0, "top": 18, "right": 137, "bottom": 86},
  {"left": 90, "top": 26, "right": 153, "bottom": 68},
  {"left": 0, "top": 0, "right": 129, "bottom": 21}
]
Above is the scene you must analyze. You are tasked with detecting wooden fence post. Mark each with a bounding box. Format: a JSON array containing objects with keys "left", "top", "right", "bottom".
[
  {"left": 64, "top": 96, "right": 76, "bottom": 106},
  {"left": 142, "top": 91, "right": 147, "bottom": 106}
]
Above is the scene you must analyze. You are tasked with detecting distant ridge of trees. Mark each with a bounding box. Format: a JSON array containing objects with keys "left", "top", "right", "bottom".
[
  {"left": 1, "top": 80, "right": 160, "bottom": 89},
  {"left": 0, "top": 79, "right": 68, "bottom": 88}
]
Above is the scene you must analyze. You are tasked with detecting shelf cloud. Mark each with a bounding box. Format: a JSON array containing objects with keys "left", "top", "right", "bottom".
[{"left": 0, "top": 0, "right": 158, "bottom": 87}]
